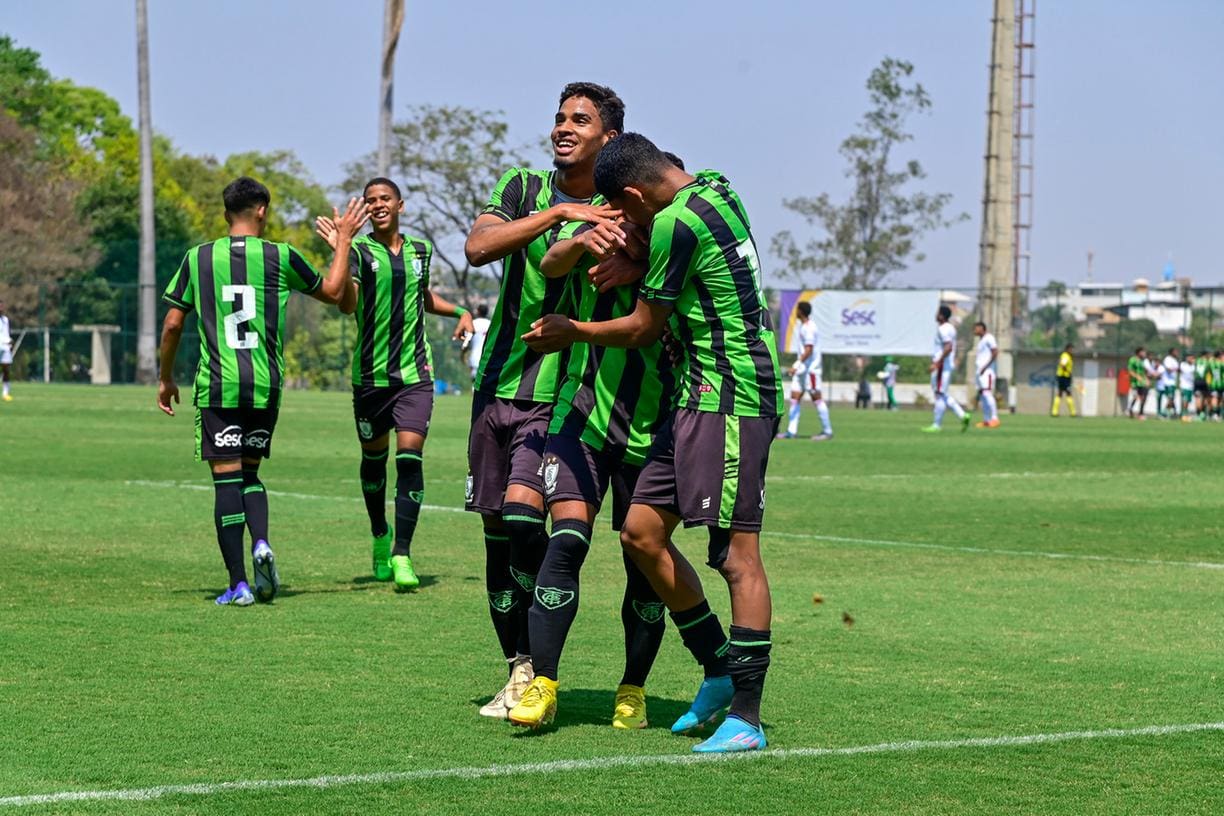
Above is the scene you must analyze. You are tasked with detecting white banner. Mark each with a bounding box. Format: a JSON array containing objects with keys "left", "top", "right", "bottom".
[{"left": 778, "top": 289, "right": 941, "bottom": 356}]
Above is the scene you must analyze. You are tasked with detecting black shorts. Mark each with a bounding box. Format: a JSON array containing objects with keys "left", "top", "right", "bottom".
[
  {"left": 353, "top": 383, "right": 434, "bottom": 443},
  {"left": 541, "top": 434, "right": 641, "bottom": 531},
  {"left": 466, "top": 391, "right": 552, "bottom": 514},
  {"left": 1195, "top": 380, "right": 1210, "bottom": 396},
  {"left": 1056, "top": 376, "right": 1072, "bottom": 394},
  {"left": 632, "top": 408, "right": 779, "bottom": 532},
  {"left": 195, "top": 407, "right": 278, "bottom": 462}
]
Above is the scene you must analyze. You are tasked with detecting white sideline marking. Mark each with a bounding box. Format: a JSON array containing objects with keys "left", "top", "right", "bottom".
[
  {"left": 125, "top": 480, "right": 466, "bottom": 514},
  {"left": 126, "top": 481, "right": 1224, "bottom": 570},
  {"left": 2, "top": 721, "right": 1220, "bottom": 807},
  {"left": 768, "top": 531, "right": 1224, "bottom": 571},
  {"left": 772, "top": 470, "right": 1121, "bottom": 483}
]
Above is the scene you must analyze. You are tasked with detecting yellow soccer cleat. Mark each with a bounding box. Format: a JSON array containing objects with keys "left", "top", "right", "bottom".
[
  {"left": 611, "top": 683, "right": 648, "bottom": 730},
  {"left": 508, "top": 676, "right": 558, "bottom": 729}
]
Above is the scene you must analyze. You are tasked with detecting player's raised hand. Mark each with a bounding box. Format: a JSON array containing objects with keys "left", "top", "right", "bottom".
[
  {"left": 334, "top": 197, "right": 371, "bottom": 240},
  {"left": 522, "top": 313, "right": 577, "bottom": 353},
  {"left": 555, "top": 202, "right": 622, "bottom": 226},
  {"left": 157, "top": 379, "right": 179, "bottom": 417},
  {"left": 578, "top": 221, "right": 627, "bottom": 260},
  {"left": 588, "top": 252, "right": 646, "bottom": 294},
  {"left": 314, "top": 215, "right": 339, "bottom": 250}
]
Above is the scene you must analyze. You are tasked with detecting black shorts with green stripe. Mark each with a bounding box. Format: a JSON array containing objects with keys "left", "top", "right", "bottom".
[
  {"left": 540, "top": 433, "right": 641, "bottom": 531},
  {"left": 195, "top": 406, "right": 278, "bottom": 462},
  {"left": 632, "top": 408, "right": 779, "bottom": 532},
  {"left": 353, "top": 383, "right": 434, "bottom": 443}
]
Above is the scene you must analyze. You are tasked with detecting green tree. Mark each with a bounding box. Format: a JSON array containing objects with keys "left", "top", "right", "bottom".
[
  {"left": 344, "top": 105, "right": 540, "bottom": 304},
  {"left": 771, "top": 58, "right": 967, "bottom": 289},
  {"left": 1097, "top": 319, "right": 1159, "bottom": 353}
]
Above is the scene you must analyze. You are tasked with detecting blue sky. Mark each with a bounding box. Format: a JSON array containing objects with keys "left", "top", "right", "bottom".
[{"left": 6, "top": 0, "right": 1223, "bottom": 289}]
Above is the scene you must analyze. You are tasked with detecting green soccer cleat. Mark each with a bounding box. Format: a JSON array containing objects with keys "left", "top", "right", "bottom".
[
  {"left": 921, "top": 424, "right": 942, "bottom": 433},
  {"left": 371, "top": 529, "right": 393, "bottom": 581},
  {"left": 962, "top": 412, "right": 972, "bottom": 432},
  {"left": 390, "top": 554, "right": 419, "bottom": 589}
]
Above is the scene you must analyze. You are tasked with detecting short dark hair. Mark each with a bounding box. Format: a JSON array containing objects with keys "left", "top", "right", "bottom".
[
  {"left": 476, "top": 304, "right": 489, "bottom": 318},
  {"left": 662, "top": 151, "right": 685, "bottom": 171},
  {"left": 594, "top": 133, "right": 672, "bottom": 201},
  {"left": 223, "top": 177, "right": 270, "bottom": 214},
  {"left": 1064, "top": 343, "right": 1073, "bottom": 351},
  {"left": 363, "top": 177, "right": 401, "bottom": 199},
  {"left": 559, "top": 82, "right": 624, "bottom": 134},
  {"left": 1135, "top": 346, "right": 1145, "bottom": 354},
  {"left": 974, "top": 321, "right": 987, "bottom": 331},
  {"left": 797, "top": 301, "right": 812, "bottom": 318},
  {"left": 938, "top": 304, "right": 952, "bottom": 321}
]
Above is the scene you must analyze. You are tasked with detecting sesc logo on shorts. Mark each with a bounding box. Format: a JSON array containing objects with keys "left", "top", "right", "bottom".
[
  {"left": 464, "top": 473, "right": 475, "bottom": 504},
  {"left": 245, "top": 429, "right": 271, "bottom": 451},
  {"left": 357, "top": 419, "right": 374, "bottom": 441},
  {"left": 542, "top": 455, "right": 559, "bottom": 497},
  {"left": 213, "top": 425, "right": 243, "bottom": 449}
]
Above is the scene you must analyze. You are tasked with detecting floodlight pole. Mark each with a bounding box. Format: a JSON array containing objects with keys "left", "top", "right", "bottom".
[
  {"left": 377, "top": 0, "right": 404, "bottom": 177},
  {"left": 135, "top": 0, "right": 157, "bottom": 384}
]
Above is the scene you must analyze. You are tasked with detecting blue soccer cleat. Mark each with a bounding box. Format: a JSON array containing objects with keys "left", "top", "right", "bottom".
[
  {"left": 692, "top": 715, "right": 767, "bottom": 753},
  {"left": 216, "top": 581, "right": 255, "bottom": 606},
  {"left": 671, "top": 675, "right": 734, "bottom": 734},
  {"left": 252, "top": 540, "right": 280, "bottom": 603}
]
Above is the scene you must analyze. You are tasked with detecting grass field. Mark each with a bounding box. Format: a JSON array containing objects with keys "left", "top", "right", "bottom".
[{"left": 1, "top": 383, "right": 1222, "bottom": 814}]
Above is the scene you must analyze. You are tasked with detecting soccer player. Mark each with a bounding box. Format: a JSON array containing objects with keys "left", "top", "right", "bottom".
[
  {"left": 972, "top": 322, "right": 1001, "bottom": 427},
  {"left": 1179, "top": 352, "right": 1196, "bottom": 421},
  {"left": 157, "top": 177, "right": 366, "bottom": 605},
  {"left": 462, "top": 82, "right": 624, "bottom": 718},
  {"left": 506, "top": 201, "right": 673, "bottom": 731},
  {"left": 1212, "top": 350, "right": 1224, "bottom": 420},
  {"left": 0, "top": 300, "right": 12, "bottom": 401},
  {"left": 1193, "top": 350, "right": 1211, "bottom": 419},
  {"left": 1158, "top": 348, "right": 1180, "bottom": 418},
  {"left": 778, "top": 301, "right": 832, "bottom": 441},
  {"left": 315, "top": 177, "right": 473, "bottom": 589},
  {"left": 523, "top": 133, "right": 783, "bottom": 754},
  {"left": 465, "top": 305, "right": 490, "bottom": 380},
  {"left": 1051, "top": 343, "right": 1076, "bottom": 418},
  {"left": 1126, "top": 347, "right": 1149, "bottom": 419},
  {"left": 923, "top": 305, "right": 970, "bottom": 433},
  {"left": 881, "top": 356, "right": 900, "bottom": 410}
]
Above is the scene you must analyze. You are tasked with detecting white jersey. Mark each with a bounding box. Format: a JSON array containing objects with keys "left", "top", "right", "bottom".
[
  {"left": 468, "top": 316, "right": 490, "bottom": 371},
  {"left": 792, "top": 319, "right": 821, "bottom": 373},
  {"left": 933, "top": 322, "right": 957, "bottom": 374},
  {"left": 0, "top": 315, "right": 10, "bottom": 349},
  {"left": 1179, "top": 360, "right": 1195, "bottom": 391},
  {"left": 975, "top": 333, "right": 998, "bottom": 375},
  {"left": 1160, "top": 356, "right": 1178, "bottom": 389},
  {"left": 883, "top": 362, "right": 899, "bottom": 387}
]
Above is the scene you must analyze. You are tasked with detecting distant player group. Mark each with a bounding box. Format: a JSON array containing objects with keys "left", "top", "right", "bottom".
[
  {"left": 156, "top": 82, "right": 781, "bottom": 754},
  {"left": 1125, "top": 346, "right": 1224, "bottom": 421}
]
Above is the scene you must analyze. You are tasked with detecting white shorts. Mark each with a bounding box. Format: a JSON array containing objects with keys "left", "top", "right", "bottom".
[
  {"left": 930, "top": 369, "right": 953, "bottom": 396},
  {"left": 790, "top": 368, "right": 823, "bottom": 394},
  {"left": 976, "top": 372, "right": 995, "bottom": 392},
  {"left": 0, "top": 347, "right": 11, "bottom": 366}
]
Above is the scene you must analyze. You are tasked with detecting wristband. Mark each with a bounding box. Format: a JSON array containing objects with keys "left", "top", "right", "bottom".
[{"left": 454, "top": 306, "right": 469, "bottom": 318}]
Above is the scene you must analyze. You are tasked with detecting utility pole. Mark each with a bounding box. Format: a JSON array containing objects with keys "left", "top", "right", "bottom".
[
  {"left": 135, "top": 0, "right": 157, "bottom": 383},
  {"left": 377, "top": 0, "right": 405, "bottom": 177}
]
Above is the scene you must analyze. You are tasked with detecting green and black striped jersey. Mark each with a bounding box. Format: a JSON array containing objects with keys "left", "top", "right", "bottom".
[
  {"left": 548, "top": 219, "right": 675, "bottom": 465},
  {"left": 473, "top": 168, "right": 575, "bottom": 403},
  {"left": 163, "top": 235, "right": 322, "bottom": 409},
  {"left": 639, "top": 173, "right": 783, "bottom": 418},
  {"left": 350, "top": 233, "right": 433, "bottom": 387}
]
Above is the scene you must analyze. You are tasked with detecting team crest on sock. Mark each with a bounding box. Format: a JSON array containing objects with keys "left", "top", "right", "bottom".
[
  {"left": 535, "top": 585, "right": 576, "bottom": 610},
  {"left": 510, "top": 565, "right": 536, "bottom": 592},
  {"left": 488, "top": 590, "right": 517, "bottom": 613},
  {"left": 632, "top": 600, "right": 665, "bottom": 624}
]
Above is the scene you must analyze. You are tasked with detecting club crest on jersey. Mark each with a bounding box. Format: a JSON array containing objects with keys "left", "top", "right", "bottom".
[
  {"left": 542, "top": 456, "right": 559, "bottom": 496},
  {"left": 535, "top": 585, "right": 575, "bottom": 610},
  {"left": 410, "top": 258, "right": 424, "bottom": 279},
  {"left": 357, "top": 419, "right": 374, "bottom": 441}
]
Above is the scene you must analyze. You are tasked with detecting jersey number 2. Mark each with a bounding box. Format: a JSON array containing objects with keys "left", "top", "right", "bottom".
[{"left": 222, "top": 284, "right": 258, "bottom": 350}]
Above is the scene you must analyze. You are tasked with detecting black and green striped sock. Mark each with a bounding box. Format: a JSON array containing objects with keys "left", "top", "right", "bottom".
[
  {"left": 212, "top": 469, "right": 247, "bottom": 589},
  {"left": 359, "top": 448, "right": 389, "bottom": 537},
  {"left": 670, "top": 600, "right": 729, "bottom": 678},
  {"left": 727, "top": 624, "right": 772, "bottom": 727},
  {"left": 392, "top": 450, "right": 423, "bottom": 557}
]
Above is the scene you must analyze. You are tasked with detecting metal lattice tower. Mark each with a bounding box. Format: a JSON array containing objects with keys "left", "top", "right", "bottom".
[{"left": 1014, "top": 0, "right": 1035, "bottom": 290}]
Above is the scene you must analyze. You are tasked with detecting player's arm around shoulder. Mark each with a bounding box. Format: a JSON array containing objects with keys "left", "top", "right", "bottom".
[{"left": 464, "top": 168, "right": 620, "bottom": 266}]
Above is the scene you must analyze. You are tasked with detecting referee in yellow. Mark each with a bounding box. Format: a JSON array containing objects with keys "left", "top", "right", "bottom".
[{"left": 1051, "top": 343, "right": 1077, "bottom": 417}]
